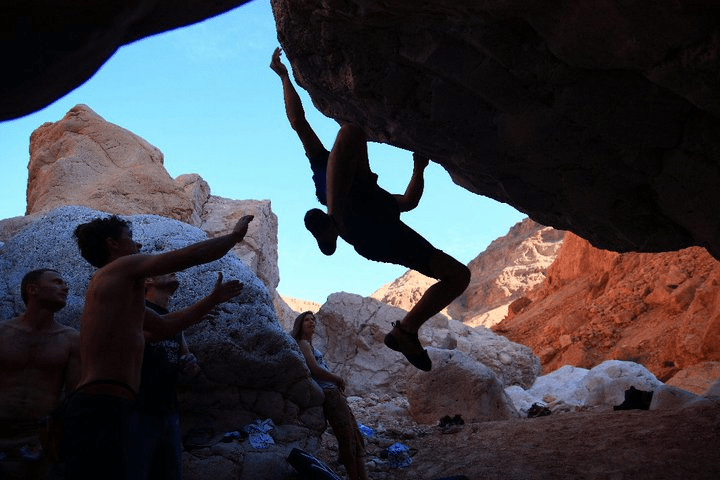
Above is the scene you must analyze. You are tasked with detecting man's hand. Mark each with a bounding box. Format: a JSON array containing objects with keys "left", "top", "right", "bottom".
[
  {"left": 233, "top": 215, "right": 254, "bottom": 242},
  {"left": 412, "top": 152, "right": 430, "bottom": 169},
  {"left": 270, "top": 47, "right": 288, "bottom": 77},
  {"left": 208, "top": 272, "right": 244, "bottom": 306}
]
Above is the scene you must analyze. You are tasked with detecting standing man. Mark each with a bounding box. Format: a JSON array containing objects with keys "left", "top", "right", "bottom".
[
  {"left": 271, "top": 48, "right": 470, "bottom": 372},
  {"left": 64, "top": 213, "right": 253, "bottom": 479},
  {"left": 138, "top": 272, "right": 242, "bottom": 480},
  {"left": 0, "top": 268, "right": 79, "bottom": 479}
]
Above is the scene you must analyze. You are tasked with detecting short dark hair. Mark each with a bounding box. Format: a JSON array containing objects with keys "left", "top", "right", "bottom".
[
  {"left": 74, "top": 215, "right": 131, "bottom": 268},
  {"left": 21, "top": 268, "right": 59, "bottom": 305}
]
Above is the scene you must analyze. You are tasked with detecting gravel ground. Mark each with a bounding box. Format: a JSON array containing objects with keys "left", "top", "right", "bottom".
[{"left": 312, "top": 396, "right": 720, "bottom": 480}]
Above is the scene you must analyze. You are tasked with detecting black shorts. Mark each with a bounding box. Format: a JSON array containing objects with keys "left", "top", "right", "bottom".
[
  {"left": 342, "top": 214, "right": 443, "bottom": 280},
  {"left": 63, "top": 393, "right": 142, "bottom": 480}
]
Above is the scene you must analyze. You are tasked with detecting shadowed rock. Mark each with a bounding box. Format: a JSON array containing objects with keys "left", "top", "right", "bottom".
[
  {"left": 1, "top": 0, "right": 252, "bottom": 120},
  {"left": 272, "top": 0, "right": 720, "bottom": 258},
  {"left": 6, "top": 0, "right": 720, "bottom": 264}
]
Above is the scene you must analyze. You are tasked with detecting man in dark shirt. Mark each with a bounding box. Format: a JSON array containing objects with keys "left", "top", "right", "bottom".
[{"left": 138, "top": 272, "right": 241, "bottom": 480}]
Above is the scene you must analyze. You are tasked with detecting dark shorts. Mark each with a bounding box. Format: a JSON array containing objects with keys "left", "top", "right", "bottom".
[
  {"left": 307, "top": 148, "right": 329, "bottom": 206},
  {"left": 62, "top": 393, "right": 143, "bottom": 480},
  {"left": 338, "top": 177, "right": 442, "bottom": 278},
  {"left": 342, "top": 214, "right": 442, "bottom": 279}
]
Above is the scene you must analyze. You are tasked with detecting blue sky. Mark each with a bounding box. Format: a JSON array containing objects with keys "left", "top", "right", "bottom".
[{"left": 0, "top": 0, "right": 525, "bottom": 304}]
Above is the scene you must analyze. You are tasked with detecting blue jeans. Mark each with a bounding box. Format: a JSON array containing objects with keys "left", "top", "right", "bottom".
[{"left": 137, "top": 411, "right": 182, "bottom": 480}]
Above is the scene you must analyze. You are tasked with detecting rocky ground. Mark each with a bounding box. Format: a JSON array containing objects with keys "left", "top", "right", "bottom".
[{"left": 308, "top": 395, "right": 720, "bottom": 480}]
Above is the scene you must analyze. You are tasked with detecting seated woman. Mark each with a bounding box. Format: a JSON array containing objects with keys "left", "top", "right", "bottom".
[{"left": 291, "top": 312, "right": 369, "bottom": 480}]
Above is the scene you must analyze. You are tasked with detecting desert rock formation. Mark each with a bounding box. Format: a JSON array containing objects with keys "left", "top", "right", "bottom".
[
  {"left": 494, "top": 232, "right": 720, "bottom": 383},
  {"left": 449, "top": 218, "right": 564, "bottom": 327},
  {"left": 3, "top": 102, "right": 720, "bottom": 478},
  {"left": 315, "top": 293, "right": 540, "bottom": 396},
  {"left": 371, "top": 270, "right": 446, "bottom": 317},
  {"left": 23, "top": 104, "right": 279, "bottom": 292}
]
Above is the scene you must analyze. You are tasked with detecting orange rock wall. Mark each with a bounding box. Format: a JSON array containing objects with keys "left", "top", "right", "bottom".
[{"left": 494, "top": 233, "right": 720, "bottom": 381}]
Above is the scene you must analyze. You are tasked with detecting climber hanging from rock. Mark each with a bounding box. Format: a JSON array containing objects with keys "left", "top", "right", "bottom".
[{"left": 271, "top": 47, "right": 470, "bottom": 372}]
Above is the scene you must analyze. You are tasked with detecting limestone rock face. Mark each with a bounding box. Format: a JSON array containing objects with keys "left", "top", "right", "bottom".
[
  {"left": 371, "top": 270, "right": 444, "bottom": 317},
  {"left": 199, "top": 195, "right": 279, "bottom": 291},
  {"left": 494, "top": 233, "right": 720, "bottom": 382},
  {"left": 313, "top": 292, "right": 540, "bottom": 399},
  {"left": 1, "top": 0, "right": 251, "bottom": 121},
  {"left": 0, "top": 206, "right": 323, "bottom": 479},
  {"left": 25, "top": 104, "right": 280, "bottom": 292},
  {"left": 450, "top": 218, "right": 564, "bottom": 327},
  {"left": 273, "top": 0, "right": 720, "bottom": 259},
  {"left": 27, "top": 105, "right": 193, "bottom": 221}
]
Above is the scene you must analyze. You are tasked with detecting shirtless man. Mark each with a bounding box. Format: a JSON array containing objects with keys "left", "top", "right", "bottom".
[
  {"left": 271, "top": 48, "right": 470, "bottom": 372},
  {"left": 0, "top": 268, "right": 79, "bottom": 479},
  {"left": 64, "top": 213, "right": 253, "bottom": 479}
]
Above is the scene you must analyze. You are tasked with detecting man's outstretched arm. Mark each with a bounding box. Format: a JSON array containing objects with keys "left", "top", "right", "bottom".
[
  {"left": 144, "top": 272, "right": 243, "bottom": 341},
  {"left": 395, "top": 153, "right": 430, "bottom": 212},
  {"left": 115, "top": 215, "right": 254, "bottom": 281},
  {"left": 270, "top": 47, "right": 325, "bottom": 157}
]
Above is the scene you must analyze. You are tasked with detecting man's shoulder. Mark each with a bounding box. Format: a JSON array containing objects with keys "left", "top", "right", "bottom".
[{"left": 0, "top": 316, "right": 23, "bottom": 332}]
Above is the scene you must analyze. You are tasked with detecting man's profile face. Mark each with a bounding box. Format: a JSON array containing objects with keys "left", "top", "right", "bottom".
[
  {"left": 115, "top": 226, "right": 141, "bottom": 257},
  {"left": 34, "top": 271, "right": 68, "bottom": 311}
]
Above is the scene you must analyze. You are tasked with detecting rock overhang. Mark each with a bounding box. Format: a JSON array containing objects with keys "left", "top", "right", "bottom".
[{"left": 4, "top": 0, "right": 720, "bottom": 259}]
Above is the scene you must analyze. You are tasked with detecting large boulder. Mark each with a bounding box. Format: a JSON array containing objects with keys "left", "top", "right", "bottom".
[
  {"left": 27, "top": 105, "right": 192, "bottom": 221},
  {"left": 649, "top": 384, "right": 719, "bottom": 411},
  {"left": 0, "top": 205, "right": 322, "bottom": 480},
  {"left": 505, "top": 360, "right": 664, "bottom": 414},
  {"left": 273, "top": 0, "right": 720, "bottom": 259},
  {"left": 24, "top": 104, "right": 280, "bottom": 292},
  {"left": 312, "top": 292, "right": 540, "bottom": 397},
  {"left": 406, "top": 349, "right": 519, "bottom": 424},
  {"left": 667, "top": 362, "right": 720, "bottom": 395}
]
